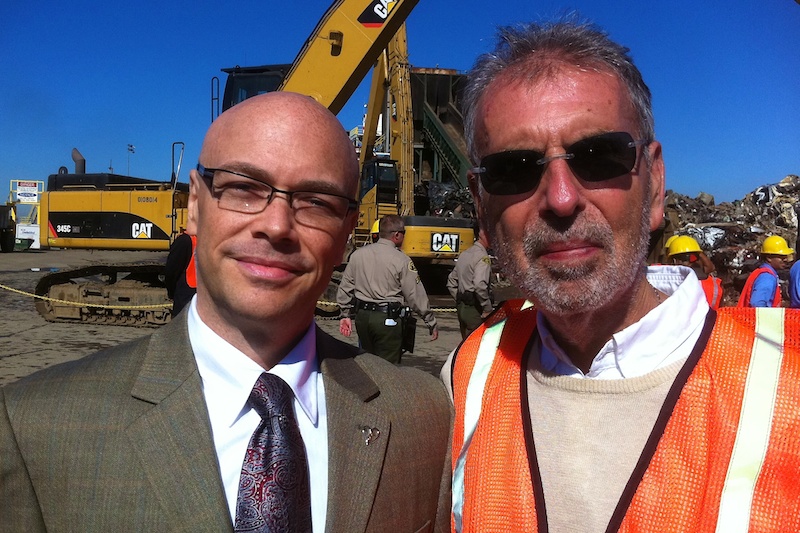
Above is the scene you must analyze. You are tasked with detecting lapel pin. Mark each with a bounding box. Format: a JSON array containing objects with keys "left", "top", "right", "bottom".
[{"left": 360, "top": 426, "right": 380, "bottom": 446}]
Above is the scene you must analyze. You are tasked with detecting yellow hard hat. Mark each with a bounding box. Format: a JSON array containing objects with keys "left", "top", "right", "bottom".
[
  {"left": 761, "top": 235, "right": 794, "bottom": 256},
  {"left": 668, "top": 235, "right": 702, "bottom": 257},
  {"left": 664, "top": 235, "right": 679, "bottom": 249},
  {"left": 370, "top": 219, "right": 380, "bottom": 235}
]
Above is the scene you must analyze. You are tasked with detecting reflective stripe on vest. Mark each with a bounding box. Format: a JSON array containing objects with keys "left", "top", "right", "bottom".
[
  {"left": 452, "top": 306, "right": 800, "bottom": 533},
  {"left": 452, "top": 300, "right": 538, "bottom": 532},
  {"left": 701, "top": 276, "right": 722, "bottom": 309},
  {"left": 452, "top": 316, "right": 507, "bottom": 531},
  {"left": 716, "top": 308, "right": 784, "bottom": 533}
]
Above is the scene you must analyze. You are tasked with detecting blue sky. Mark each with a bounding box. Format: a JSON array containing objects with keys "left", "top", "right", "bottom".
[{"left": 1, "top": 0, "right": 798, "bottom": 203}]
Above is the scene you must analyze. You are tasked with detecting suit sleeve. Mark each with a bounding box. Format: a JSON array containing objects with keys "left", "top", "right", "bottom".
[
  {"left": 434, "top": 414, "right": 453, "bottom": 533},
  {"left": 0, "top": 388, "right": 47, "bottom": 532}
]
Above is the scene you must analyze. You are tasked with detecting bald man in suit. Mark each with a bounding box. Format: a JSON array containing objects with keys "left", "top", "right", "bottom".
[{"left": 1, "top": 92, "right": 451, "bottom": 532}]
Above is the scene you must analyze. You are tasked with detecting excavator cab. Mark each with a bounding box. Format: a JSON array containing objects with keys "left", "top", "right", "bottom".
[
  {"left": 361, "top": 158, "right": 399, "bottom": 204},
  {"left": 213, "top": 64, "right": 293, "bottom": 118}
]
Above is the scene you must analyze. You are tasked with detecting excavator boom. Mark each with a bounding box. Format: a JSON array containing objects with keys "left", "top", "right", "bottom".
[{"left": 218, "top": 0, "right": 419, "bottom": 115}]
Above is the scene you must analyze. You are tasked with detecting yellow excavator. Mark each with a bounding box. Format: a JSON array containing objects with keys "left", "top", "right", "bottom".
[
  {"left": 33, "top": 0, "right": 474, "bottom": 325},
  {"left": 30, "top": 144, "right": 187, "bottom": 326},
  {"left": 352, "top": 25, "right": 474, "bottom": 268},
  {"left": 214, "top": 0, "right": 475, "bottom": 276},
  {"left": 32, "top": 0, "right": 433, "bottom": 326}
]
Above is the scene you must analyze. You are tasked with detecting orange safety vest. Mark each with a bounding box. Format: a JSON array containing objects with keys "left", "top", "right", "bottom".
[
  {"left": 701, "top": 275, "right": 723, "bottom": 309},
  {"left": 451, "top": 300, "right": 800, "bottom": 533},
  {"left": 185, "top": 235, "right": 197, "bottom": 289},
  {"left": 737, "top": 266, "right": 780, "bottom": 307}
]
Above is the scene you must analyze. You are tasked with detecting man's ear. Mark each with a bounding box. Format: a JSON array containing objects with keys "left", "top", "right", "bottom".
[
  {"left": 468, "top": 170, "right": 483, "bottom": 220},
  {"left": 187, "top": 169, "right": 201, "bottom": 236},
  {"left": 468, "top": 171, "right": 491, "bottom": 245},
  {"left": 345, "top": 207, "right": 358, "bottom": 234},
  {"left": 646, "top": 141, "right": 666, "bottom": 232}
]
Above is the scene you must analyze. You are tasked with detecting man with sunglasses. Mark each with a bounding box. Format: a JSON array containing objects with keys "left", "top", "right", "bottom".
[
  {"left": 1, "top": 92, "right": 452, "bottom": 532},
  {"left": 338, "top": 214, "right": 439, "bottom": 364},
  {"left": 444, "top": 19, "right": 800, "bottom": 533}
]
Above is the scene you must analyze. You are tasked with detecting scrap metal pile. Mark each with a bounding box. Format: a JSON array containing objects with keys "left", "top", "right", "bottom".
[
  {"left": 422, "top": 181, "right": 476, "bottom": 219},
  {"left": 664, "top": 174, "right": 800, "bottom": 305}
]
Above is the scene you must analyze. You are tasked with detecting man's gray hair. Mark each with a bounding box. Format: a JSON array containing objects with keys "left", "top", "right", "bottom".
[{"left": 461, "top": 18, "right": 655, "bottom": 164}]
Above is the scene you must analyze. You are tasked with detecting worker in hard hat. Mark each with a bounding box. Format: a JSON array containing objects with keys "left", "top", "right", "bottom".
[
  {"left": 664, "top": 234, "right": 678, "bottom": 252},
  {"left": 737, "top": 235, "right": 794, "bottom": 307},
  {"left": 370, "top": 219, "right": 380, "bottom": 243},
  {"left": 790, "top": 257, "right": 800, "bottom": 308},
  {"left": 667, "top": 236, "right": 723, "bottom": 309}
]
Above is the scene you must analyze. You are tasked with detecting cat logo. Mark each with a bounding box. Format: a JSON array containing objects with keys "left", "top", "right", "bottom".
[
  {"left": 358, "top": 0, "right": 392, "bottom": 27},
  {"left": 132, "top": 222, "right": 153, "bottom": 239},
  {"left": 431, "top": 233, "right": 460, "bottom": 253}
]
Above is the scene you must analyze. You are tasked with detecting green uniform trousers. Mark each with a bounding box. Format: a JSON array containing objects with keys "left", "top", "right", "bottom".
[
  {"left": 457, "top": 301, "right": 484, "bottom": 339},
  {"left": 355, "top": 308, "right": 403, "bottom": 364}
]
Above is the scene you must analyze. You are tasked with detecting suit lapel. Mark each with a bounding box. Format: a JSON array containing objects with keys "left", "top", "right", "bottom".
[
  {"left": 126, "top": 316, "right": 232, "bottom": 531},
  {"left": 317, "top": 329, "right": 389, "bottom": 533}
]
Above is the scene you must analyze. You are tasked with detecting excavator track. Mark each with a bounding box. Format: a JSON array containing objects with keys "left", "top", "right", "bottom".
[{"left": 34, "top": 263, "right": 172, "bottom": 327}]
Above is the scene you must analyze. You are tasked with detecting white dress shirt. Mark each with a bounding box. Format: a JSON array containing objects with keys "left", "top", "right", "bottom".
[
  {"left": 538, "top": 265, "right": 710, "bottom": 379},
  {"left": 187, "top": 298, "right": 329, "bottom": 531}
]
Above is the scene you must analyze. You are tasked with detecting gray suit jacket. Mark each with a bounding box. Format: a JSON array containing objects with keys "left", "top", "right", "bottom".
[{"left": 0, "top": 314, "right": 452, "bottom": 532}]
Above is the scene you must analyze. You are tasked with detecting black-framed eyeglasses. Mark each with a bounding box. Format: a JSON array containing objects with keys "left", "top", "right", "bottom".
[
  {"left": 472, "top": 132, "right": 650, "bottom": 196},
  {"left": 197, "top": 165, "right": 358, "bottom": 228}
]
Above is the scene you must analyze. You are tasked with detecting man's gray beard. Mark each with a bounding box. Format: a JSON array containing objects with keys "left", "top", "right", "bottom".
[{"left": 488, "top": 207, "right": 652, "bottom": 316}]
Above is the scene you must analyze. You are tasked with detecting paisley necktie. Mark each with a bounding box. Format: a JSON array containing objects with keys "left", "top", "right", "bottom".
[{"left": 234, "top": 373, "right": 312, "bottom": 532}]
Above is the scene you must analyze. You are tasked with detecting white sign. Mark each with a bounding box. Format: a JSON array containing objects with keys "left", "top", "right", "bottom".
[
  {"left": 16, "top": 182, "right": 38, "bottom": 203},
  {"left": 16, "top": 224, "right": 40, "bottom": 249}
]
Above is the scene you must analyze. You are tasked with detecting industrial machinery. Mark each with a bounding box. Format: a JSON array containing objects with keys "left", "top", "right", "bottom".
[
  {"left": 32, "top": 144, "right": 187, "bottom": 326},
  {"left": 212, "top": 0, "right": 419, "bottom": 118},
  {"left": 213, "top": 0, "right": 475, "bottom": 274},
  {"left": 32, "top": 0, "right": 471, "bottom": 326},
  {"left": 352, "top": 27, "right": 474, "bottom": 265},
  {"left": 39, "top": 145, "right": 188, "bottom": 251}
]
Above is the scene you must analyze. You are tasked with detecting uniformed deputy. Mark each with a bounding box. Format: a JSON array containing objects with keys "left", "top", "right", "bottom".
[
  {"left": 447, "top": 225, "right": 493, "bottom": 338},
  {"left": 337, "top": 215, "right": 438, "bottom": 363}
]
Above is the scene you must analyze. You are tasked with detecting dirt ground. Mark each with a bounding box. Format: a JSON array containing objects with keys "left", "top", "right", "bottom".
[{"left": 0, "top": 249, "right": 461, "bottom": 386}]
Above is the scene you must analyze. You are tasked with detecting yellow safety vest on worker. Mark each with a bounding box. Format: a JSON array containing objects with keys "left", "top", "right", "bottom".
[{"left": 451, "top": 300, "right": 800, "bottom": 533}]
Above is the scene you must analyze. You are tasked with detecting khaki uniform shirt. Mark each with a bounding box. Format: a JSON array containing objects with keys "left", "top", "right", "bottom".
[
  {"left": 447, "top": 241, "right": 493, "bottom": 314},
  {"left": 337, "top": 239, "right": 437, "bottom": 329}
]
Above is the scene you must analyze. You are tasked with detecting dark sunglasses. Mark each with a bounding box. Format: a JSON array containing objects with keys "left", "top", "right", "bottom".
[{"left": 472, "top": 132, "right": 649, "bottom": 195}]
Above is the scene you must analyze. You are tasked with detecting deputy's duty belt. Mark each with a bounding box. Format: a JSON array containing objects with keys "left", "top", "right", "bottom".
[{"left": 357, "top": 301, "right": 391, "bottom": 313}]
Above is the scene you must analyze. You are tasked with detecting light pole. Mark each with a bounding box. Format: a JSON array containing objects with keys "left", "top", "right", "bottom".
[{"left": 127, "top": 144, "right": 135, "bottom": 175}]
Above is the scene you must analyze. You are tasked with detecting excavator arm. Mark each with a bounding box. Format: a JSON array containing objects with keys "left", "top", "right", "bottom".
[{"left": 218, "top": 0, "right": 419, "bottom": 115}]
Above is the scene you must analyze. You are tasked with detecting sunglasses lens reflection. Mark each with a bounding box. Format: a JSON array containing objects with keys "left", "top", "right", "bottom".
[
  {"left": 568, "top": 133, "right": 637, "bottom": 182},
  {"left": 480, "top": 150, "right": 544, "bottom": 195},
  {"left": 479, "top": 132, "right": 639, "bottom": 195}
]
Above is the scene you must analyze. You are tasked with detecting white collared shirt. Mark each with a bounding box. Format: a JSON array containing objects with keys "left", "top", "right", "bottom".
[
  {"left": 187, "top": 298, "right": 329, "bottom": 530},
  {"left": 538, "top": 265, "right": 709, "bottom": 379}
]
